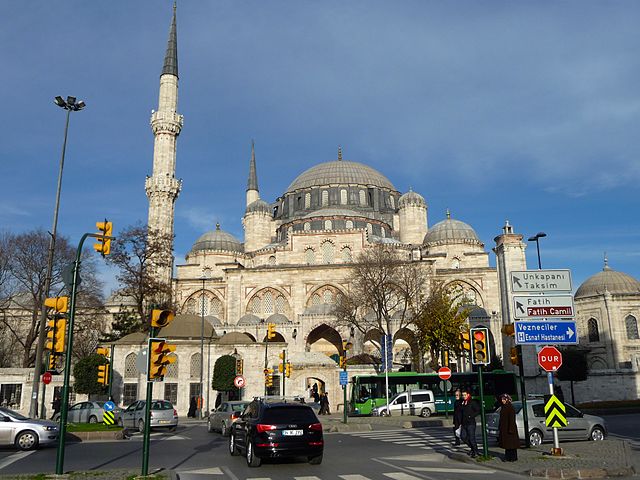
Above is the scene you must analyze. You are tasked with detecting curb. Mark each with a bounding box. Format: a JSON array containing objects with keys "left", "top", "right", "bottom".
[
  {"left": 65, "top": 429, "right": 127, "bottom": 442},
  {"left": 327, "top": 423, "right": 372, "bottom": 433}
]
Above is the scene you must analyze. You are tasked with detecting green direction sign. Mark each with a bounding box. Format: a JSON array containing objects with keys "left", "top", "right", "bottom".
[{"left": 544, "top": 394, "right": 567, "bottom": 428}]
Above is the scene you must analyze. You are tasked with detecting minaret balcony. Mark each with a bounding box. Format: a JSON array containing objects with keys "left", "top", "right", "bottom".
[
  {"left": 150, "top": 111, "right": 184, "bottom": 134},
  {"left": 145, "top": 175, "right": 182, "bottom": 197}
]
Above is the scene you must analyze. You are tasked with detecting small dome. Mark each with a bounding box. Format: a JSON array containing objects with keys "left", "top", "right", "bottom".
[
  {"left": 575, "top": 263, "right": 640, "bottom": 299},
  {"left": 245, "top": 199, "right": 271, "bottom": 214},
  {"left": 218, "top": 331, "right": 255, "bottom": 344},
  {"left": 398, "top": 190, "right": 426, "bottom": 208},
  {"left": 191, "top": 223, "right": 243, "bottom": 253},
  {"left": 286, "top": 160, "right": 396, "bottom": 193},
  {"left": 237, "top": 314, "right": 261, "bottom": 326},
  {"left": 423, "top": 212, "right": 481, "bottom": 246}
]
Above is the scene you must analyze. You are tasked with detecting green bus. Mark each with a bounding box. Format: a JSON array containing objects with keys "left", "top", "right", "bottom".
[{"left": 348, "top": 370, "right": 518, "bottom": 416}]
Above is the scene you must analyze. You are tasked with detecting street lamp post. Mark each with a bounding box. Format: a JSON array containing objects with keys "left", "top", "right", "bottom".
[
  {"left": 527, "top": 232, "right": 547, "bottom": 270},
  {"left": 30, "top": 96, "right": 85, "bottom": 419}
]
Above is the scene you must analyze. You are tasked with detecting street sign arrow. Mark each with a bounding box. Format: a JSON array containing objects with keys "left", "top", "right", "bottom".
[
  {"left": 510, "top": 270, "right": 572, "bottom": 293},
  {"left": 512, "top": 294, "right": 575, "bottom": 319},
  {"left": 515, "top": 320, "right": 579, "bottom": 345}
]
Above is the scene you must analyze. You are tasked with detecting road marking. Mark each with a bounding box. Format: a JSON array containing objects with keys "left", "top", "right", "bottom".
[
  {"left": 383, "top": 473, "right": 424, "bottom": 480},
  {"left": 293, "top": 477, "right": 322, "bottom": 480},
  {"left": 410, "top": 467, "right": 496, "bottom": 474},
  {"left": 179, "top": 467, "right": 223, "bottom": 474},
  {"left": 0, "top": 451, "right": 35, "bottom": 470},
  {"left": 339, "top": 475, "right": 371, "bottom": 480},
  {"left": 382, "top": 453, "right": 445, "bottom": 462}
]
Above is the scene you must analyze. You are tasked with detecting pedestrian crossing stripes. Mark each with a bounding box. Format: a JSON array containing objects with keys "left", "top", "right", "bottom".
[
  {"left": 343, "top": 428, "right": 473, "bottom": 454},
  {"left": 178, "top": 471, "right": 492, "bottom": 480}
]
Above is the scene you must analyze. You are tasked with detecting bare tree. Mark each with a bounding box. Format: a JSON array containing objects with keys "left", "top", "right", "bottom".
[{"left": 104, "top": 223, "right": 174, "bottom": 338}]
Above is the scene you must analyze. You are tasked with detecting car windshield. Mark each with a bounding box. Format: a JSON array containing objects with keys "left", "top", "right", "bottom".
[
  {"left": 263, "top": 406, "right": 317, "bottom": 423},
  {"left": 151, "top": 401, "right": 173, "bottom": 410},
  {"left": 231, "top": 403, "right": 248, "bottom": 412},
  {"left": 0, "top": 407, "right": 29, "bottom": 420}
]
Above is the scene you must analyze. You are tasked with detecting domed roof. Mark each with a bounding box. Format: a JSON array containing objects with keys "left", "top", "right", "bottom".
[
  {"left": 218, "top": 331, "right": 255, "bottom": 344},
  {"left": 423, "top": 212, "right": 481, "bottom": 246},
  {"left": 398, "top": 190, "right": 426, "bottom": 208},
  {"left": 191, "top": 223, "right": 243, "bottom": 253},
  {"left": 575, "top": 262, "right": 640, "bottom": 299},
  {"left": 245, "top": 199, "right": 271, "bottom": 214},
  {"left": 286, "top": 160, "right": 396, "bottom": 193}
]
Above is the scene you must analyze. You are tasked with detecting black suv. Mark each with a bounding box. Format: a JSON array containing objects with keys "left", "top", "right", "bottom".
[{"left": 229, "top": 398, "right": 323, "bottom": 467}]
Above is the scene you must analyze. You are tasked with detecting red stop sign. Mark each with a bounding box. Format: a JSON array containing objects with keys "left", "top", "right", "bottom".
[
  {"left": 42, "top": 372, "right": 52, "bottom": 385},
  {"left": 538, "top": 346, "right": 563, "bottom": 372},
  {"left": 438, "top": 367, "right": 452, "bottom": 380}
]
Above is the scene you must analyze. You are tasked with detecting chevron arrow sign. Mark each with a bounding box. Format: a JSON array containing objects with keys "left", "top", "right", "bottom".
[{"left": 544, "top": 394, "right": 567, "bottom": 428}]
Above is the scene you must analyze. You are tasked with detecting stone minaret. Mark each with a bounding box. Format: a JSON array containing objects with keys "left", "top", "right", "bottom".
[
  {"left": 398, "top": 188, "right": 428, "bottom": 244},
  {"left": 243, "top": 142, "right": 273, "bottom": 251},
  {"left": 145, "top": 4, "right": 183, "bottom": 285}
]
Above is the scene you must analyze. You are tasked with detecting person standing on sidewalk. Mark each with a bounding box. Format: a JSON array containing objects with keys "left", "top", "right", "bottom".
[
  {"left": 460, "top": 389, "right": 481, "bottom": 458},
  {"left": 498, "top": 393, "right": 519, "bottom": 462},
  {"left": 452, "top": 389, "right": 463, "bottom": 446}
]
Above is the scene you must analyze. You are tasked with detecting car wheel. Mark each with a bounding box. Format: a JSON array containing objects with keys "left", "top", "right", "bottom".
[
  {"left": 88, "top": 415, "right": 98, "bottom": 424},
  {"left": 420, "top": 407, "right": 432, "bottom": 418},
  {"left": 15, "top": 430, "right": 38, "bottom": 451},
  {"left": 138, "top": 419, "right": 145, "bottom": 433},
  {"left": 221, "top": 422, "right": 228, "bottom": 436},
  {"left": 380, "top": 409, "right": 389, "bottom": 417},
  {"left": 229, "top": 431, "right": 240, "bottom": 456},
  {"left": 308, "top": 453, "right": 323, "bottom": 465},
  {"left": 590, "top": 426, "right": 605, "bottom": 441},
  {"left": 246, "top": 439, "right": 261, "bottom": 467},
  {"left": 207, "top": 418, "right": 213, "bottom": 433},
  {"left": 529, "top": 429, "right": 543, "bottom": 446}
]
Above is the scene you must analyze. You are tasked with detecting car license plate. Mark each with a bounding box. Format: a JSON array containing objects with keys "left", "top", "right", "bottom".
[
  {"left": 283, "top": 429, "right": 303, "bottom": 436},
  {"left": 159, "top": 420, "right": 170, "bottom": 424}
]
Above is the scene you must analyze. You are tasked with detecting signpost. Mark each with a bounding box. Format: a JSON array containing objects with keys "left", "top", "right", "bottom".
[
  {"left": 515, "top": 320, "right": 578, "bottom": 345},
  {"left": 510, "top": 270, "right": 572, "bottom": 293},
  {"left": 513, "top": 294, "right": 575, "bottom": 319}
]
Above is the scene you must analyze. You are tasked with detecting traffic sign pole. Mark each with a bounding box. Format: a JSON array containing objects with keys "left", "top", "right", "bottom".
[
  {"left": 548, "top": 372, "right": 562, "bottom": 456},
  {"left": 141, "top": 326, "right": 158, "bottom": 477},
  {"left": 477, "top": 365, "right": 488, "bottom": 458}
]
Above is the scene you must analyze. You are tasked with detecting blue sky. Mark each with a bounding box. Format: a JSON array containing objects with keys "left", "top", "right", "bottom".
[{"left": 2, "top": 1, "right": 639, "bottom": 295}]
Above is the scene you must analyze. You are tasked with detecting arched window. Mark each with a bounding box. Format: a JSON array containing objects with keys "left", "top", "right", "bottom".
[
  {"left": 322, "top": 241, "right": 334, "bottom": 264},
  {"left": 304, "top": 222, "right": 311, "bottom": 231},
  {"left": 588, "top": 318, "right": 600, "bottom": 343},
  {"left": 342, "top": 246, "right": 353, "bottom": 263},
  {"left": 451, "top": 257, "right": 460, "bottom": 269},
  {"left": 311, "top": 293, "right": 321, "bottom": 305},
  {"left": 324, "top": 220, "right": 332, "bottom": 230},
  {"left": 268, "top": 255, "right": 276, "bottom": 265},
  {"left": 186, "top": 298, "right": 197, "bottom": 314},
  {"left": 210, "top": 297, "right": 222, "bottom": 317},
  {"left": 198, "top": 294, "right": 209, "bottom": 315},
  {"left": 345, "top": 220, "right": 353, "bottom": 229},
  {"left": 323, "top": 289, "right": 334, "bottom": 304},
  {"left": 275, "top": 295, "right": 286, "bottom": 314},
  {"left": 263, "top": 290, "right": 274, "bottom": 314},
  {"left": 124, "top": 353, "right": 137, "bottom": 379},
  {"left": 305, "top": 248, "right": 315, "bottom": 265},
  {"left": 305, "top": 192, "right": 311, "bottom": 209},
  {"left": 626, "top": 315, "right": 639, "bottom": 340},
  {"left": 340, "top": 189, "right": 347, "bottom": 205},
  {"left": 366, "top": 223, "right": 373, "bottom": 236},
  {"left": 390, "top": 196, "right": 395, "bottom": 209},
  {"left": 248, "top": 296, "right": 261, "bottom": 315},
  {"left": 166, "top": 356, "right": 179, "bottom": 378},
  {"left": 381, "top": 228, "right": 386, "bottom": 238},
  {"left": 322, "top": 190, "right": 329, "bottom": 206},
  {"left": 190, "top": 353, "right": 201, "bottom": 378},
  {"left": 359, "top": 190, "right": 366, "bottom": 205}
]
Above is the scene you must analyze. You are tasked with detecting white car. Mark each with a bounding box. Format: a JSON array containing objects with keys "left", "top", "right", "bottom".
[
  {"left": 0, "top": 407, "right": 59, "bottom": 450},
  {"left": 372, "top": 390, "right": 436, "bottom": 417}
]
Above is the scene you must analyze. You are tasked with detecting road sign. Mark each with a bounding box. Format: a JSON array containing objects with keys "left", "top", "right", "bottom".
[
  {"left": 103, "top": 401, "right": 116, "bottom": 412},
  {"left": 515, "top": 320, "right": 578, "bottom": 345},
  {"left": 233, "top": 375, "right": 246, "bottom": 388},
  {"left": 544, "top": 394, "right": 567, "bottom": 428},
  {"left": 513, "top": 294, "right": 575, "bottom": 319},
  {"left": 42, "top": 372, "right": 52, "bottom": 385},
  {"left": 339, "top": 370, "right": 348, "bottom": 386},
  {"left": 538, "top": 346, "right": 563, "bottom": 372},
  {"left": 135, "top": 348, "right": 148, "bottom": 374},
  {"left": 510, "top": 270, "right": 572, "bottom": 293},
  {"left": 380, "top": 334, "right": 393, "bottom": 372},
  {"left": 103, "top": 410, "right": 115, "bottom": 426},
  {"left": 438, "top": 380, "right": 452, "bottom": 392},
  {"left": 438, "top": 367, "right": 452, "bottom": 380}
]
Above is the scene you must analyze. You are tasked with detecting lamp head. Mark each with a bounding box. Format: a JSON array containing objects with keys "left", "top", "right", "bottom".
[
  {"left": 66, "top": 96, "right": 76, "bottom": 106},
  {"left": 75, "top": 100, "right": 86, "bottom": 110},
  {"left": 54, "top": 96, "right": 65, "bottom": 107},
  {"left": 528, "top": 232, "right": 547, "bottom": 242}
]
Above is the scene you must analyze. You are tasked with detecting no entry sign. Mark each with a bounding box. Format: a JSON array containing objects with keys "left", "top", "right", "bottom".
[
  {"left": 438, "top": 367, "right": 452, "bottom": 380},
  {"left": 538, "top": 346, "right": 563, "bottom": 372}
]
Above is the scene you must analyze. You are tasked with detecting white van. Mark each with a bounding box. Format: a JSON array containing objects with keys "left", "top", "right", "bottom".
[{"left": 372, "top": 390, "right": 436, "bottom": 417}]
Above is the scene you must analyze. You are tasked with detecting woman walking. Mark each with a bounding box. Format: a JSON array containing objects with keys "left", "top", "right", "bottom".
[{"left": 498, "top": 393, "right": 520, "bottom": 462}]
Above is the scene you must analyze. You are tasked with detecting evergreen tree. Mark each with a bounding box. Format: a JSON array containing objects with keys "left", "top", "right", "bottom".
[{"left": 73, "top": 353, "right": 108, "bottom": 395}]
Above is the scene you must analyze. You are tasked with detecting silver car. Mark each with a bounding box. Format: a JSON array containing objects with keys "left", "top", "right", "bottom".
[
  {"left": 0, "top": 407, "right": 59, "bottom": 450},
  {"left": 57, "top": 401, "right": 121, "bottom": 424},
  {"left": 486, "top": 400, "right": 606, "bottom": 446},
  {"left": 207, "top": 401, "right": 248, "bottom": 436},
  {"left": 117, "top": 399, "right": 178, "bottom": 432}
]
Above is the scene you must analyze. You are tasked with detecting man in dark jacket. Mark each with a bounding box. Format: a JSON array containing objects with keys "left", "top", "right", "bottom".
[
  {"left": 452, "top": 389, "right": 463, "bottom": 446},
  {"left": 460, "top": 389, "right": 481, "bottom": 457}
]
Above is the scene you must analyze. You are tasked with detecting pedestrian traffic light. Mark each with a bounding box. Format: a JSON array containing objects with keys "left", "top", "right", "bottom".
[
  {"left": 267, "top": 322, "right": 276, "bottom": 340},
  {"left": 510, "top": 346, "right": 521, "bottom": 366},
  {"left": 151, "top": 309, "right": 175, "bottom": 328},
  {"left": 285, "top": 362, "right": 292, "bottom": 378},
  {"left": 44, "top": 296, "right": 69, "bottom": 314},
  {"left": 460, "top": 330, "right": 471, "bottom": 351},
  {"left": 235, "top": 358, "right": 243, "bottom": 375},
  {"left": 501, "top": 324, "right": 515, "bottom": 337},
  {"left": 94, "top": 221, "right": 113, "bottom": 256},
  {"left": 148, "top": 338, "right": 177, "bottom": 381},
  {"left": 470, "top": 327, "right": 490, "bottom": 365},
  {"left": 97, "top": 364, "right": 109, "bottom": 386},
  {"left": 45, "top": 319, "right": 66, "bottom": 353}
]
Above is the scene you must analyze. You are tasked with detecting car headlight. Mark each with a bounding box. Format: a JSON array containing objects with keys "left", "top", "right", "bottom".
[{"left": 45, "top": 426, "right": 58, "bottom": 431}]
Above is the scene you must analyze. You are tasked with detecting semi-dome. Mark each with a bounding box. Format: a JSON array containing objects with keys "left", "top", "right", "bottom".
[
  {"left": 245, "top": 199, "right": 271, "bottom": 214},
  {"left": 286, "top": 160, "right": 396, "bottom": 193},
  {"left": 575, "top": 262, "right": 640, "bottom": 299},
  {"left": 423, "top": 212, "right": 481, "bottom": 246},
  {"left": 191, "top": 223, "right": 243, "bottom": 253},
  {"left": 398, "top": 190, "right": 426, "bottom": 208}
]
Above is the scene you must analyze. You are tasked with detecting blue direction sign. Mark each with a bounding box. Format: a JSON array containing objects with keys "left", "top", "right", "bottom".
[
  {"left": 339, "top": 371, "right": 348, "bottom": 386},
  {"left": 515, "top": 320, "right": 578, "bottom": 345},
  {"left": 103, "top": 400, "right": 116, "bottom": 412}
]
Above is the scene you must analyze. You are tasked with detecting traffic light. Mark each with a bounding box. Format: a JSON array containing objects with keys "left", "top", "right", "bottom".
[
  {"left": 278, "top": 363, "right": 284, "bottom": 373},
  {"left": 339, "top": 355, "right": 347, "bottom": 368},
  {"left": 264, "top": 368, "right": 273, "bottom": 386},
  {"left": 148, "top": 338, "right": 177, "bottom": 381},
  {"left": 470, "top": 327, "right": 490, "bottom": 365},
  {"left": 285, "top": 362, "right": 292, "bottom": 378},
  {"left": 235, "top": 358, "right": 243, "bottom": 375},
  {"left": 501, "top": 324, "right": 515, "bottom": 337},
  {"left": 460, "top": 330, "right": 471, "bottom": 351},
  {"left": 44, "top": 296, "right": 69, "bottom": 314},
  {"left": 45, "top": 319, "right": 66, "bottom": 353},
  {"left": 442, "top": 349, "right": 450, "bottom": 366},
  {"left": 267, "top": 323, "right": 276, "bottom": 340},
  {"left": 48, "top": 354, "right": 58, "bottom": 372},
  {"left": 96, "top": 347, "right": 110, "bottom": 357},
  {"left": 151, "top": 309, "right": 175, "bottom": 328},
  {"left": 94, "top": 221, "right": 113, "bottom": 256},
  {"left": 510, "top": 346, "right": 521, "bottom": 366},
  {"left": 97, "top": 364, "right": 109, "bottom": 385}
]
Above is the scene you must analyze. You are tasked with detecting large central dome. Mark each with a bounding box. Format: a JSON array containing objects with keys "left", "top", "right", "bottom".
[{"left": 286, "top": 160, "right": 396, "bottom": 193}]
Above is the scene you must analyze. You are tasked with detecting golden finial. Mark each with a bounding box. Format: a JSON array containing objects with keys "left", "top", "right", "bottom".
[
  {"left": 446, "top": 208, "right": 451, "bottom": 219},
  {"left": 337, "top": 145, "right": 343, "bottom": 161}
]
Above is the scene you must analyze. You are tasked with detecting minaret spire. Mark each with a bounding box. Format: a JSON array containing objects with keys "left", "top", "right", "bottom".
[
  {"left": 162, "top": 2, "right": 179, "bottom": 78},
  {"left": 247, "top": 139, "right": 259, "bottom": 191}
]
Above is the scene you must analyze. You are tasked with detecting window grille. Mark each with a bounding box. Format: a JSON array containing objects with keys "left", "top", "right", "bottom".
[
  {"left": 190, "top": 353, "right": 202, "bottom": 378},
  {"left": 275, "top": 295, "right": 286, "bottom": 314},
  {"left": 390, "top": 196, "right": 395, "bottom": 209},
  {"left": 324, "top": 220, "right": 332, "bottom": 230},
  {"left": 342, "top": 247, "right": 352, "bottom": 262},
  {"left": 304, "top": 222, "right": 311, "bottom": 231},
  {"left": 322, "top": 190, "right": 329, "bottom": 206},
  {"left": 312, "top": 294, "right": 321, "bottom": 306},
  {"left": 366, "top": 223, "right": 373, "bottom": 236},
  {"left": 359, "top": 190, "right": 366, "bottom": 205},
  {"left": 124, "top": 353, "right": 138, "bottom": 378},
  {"left": 248, "top": 297, "right": 261, "bottom": 315},
  {"left": 305, "top": 248, "right": 315, "bottom": 265},
  {"left": 340, "top": 189, "right": 347, "bottom": 205},
  {"left": 322, "top": 241, "right": 334, "bottom": 264},
  {"left": 626, "top": 315, "right": 639, "bottom": 340},
  {"left": 164, "top": 383, "right": 178, "bottom": 405},
  {"left": 187, "top": 298, "right": 197, "bottom": 314},
  {"left": 199, "top": 294, "right": 209, "bottom": 315},
  {"left": 588, "top": 318, "right": 600, "bottom": 342},
  {"left": 166, "top": 357, "right": 179, "bottom": 378},
  {"left": 123, "top": 384, "right": 138, "bottom": 407},
  {"left": 268, "top": 255, "right": 276, "bottom": 265},
  {"left": 323, "top": 289, "right": 334, "bottom": 304},
  {"left": 210, "top": 297, "right": 221, "bottom": 317},
  {"left": 346, "top": 220, "right": 353, "bottom": 229},
  {"left": 305, "top": 193, "right": 311, "bottom": 209},
  {"left": 264, "top": 291, "right": 274, "bottom": 314}
]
